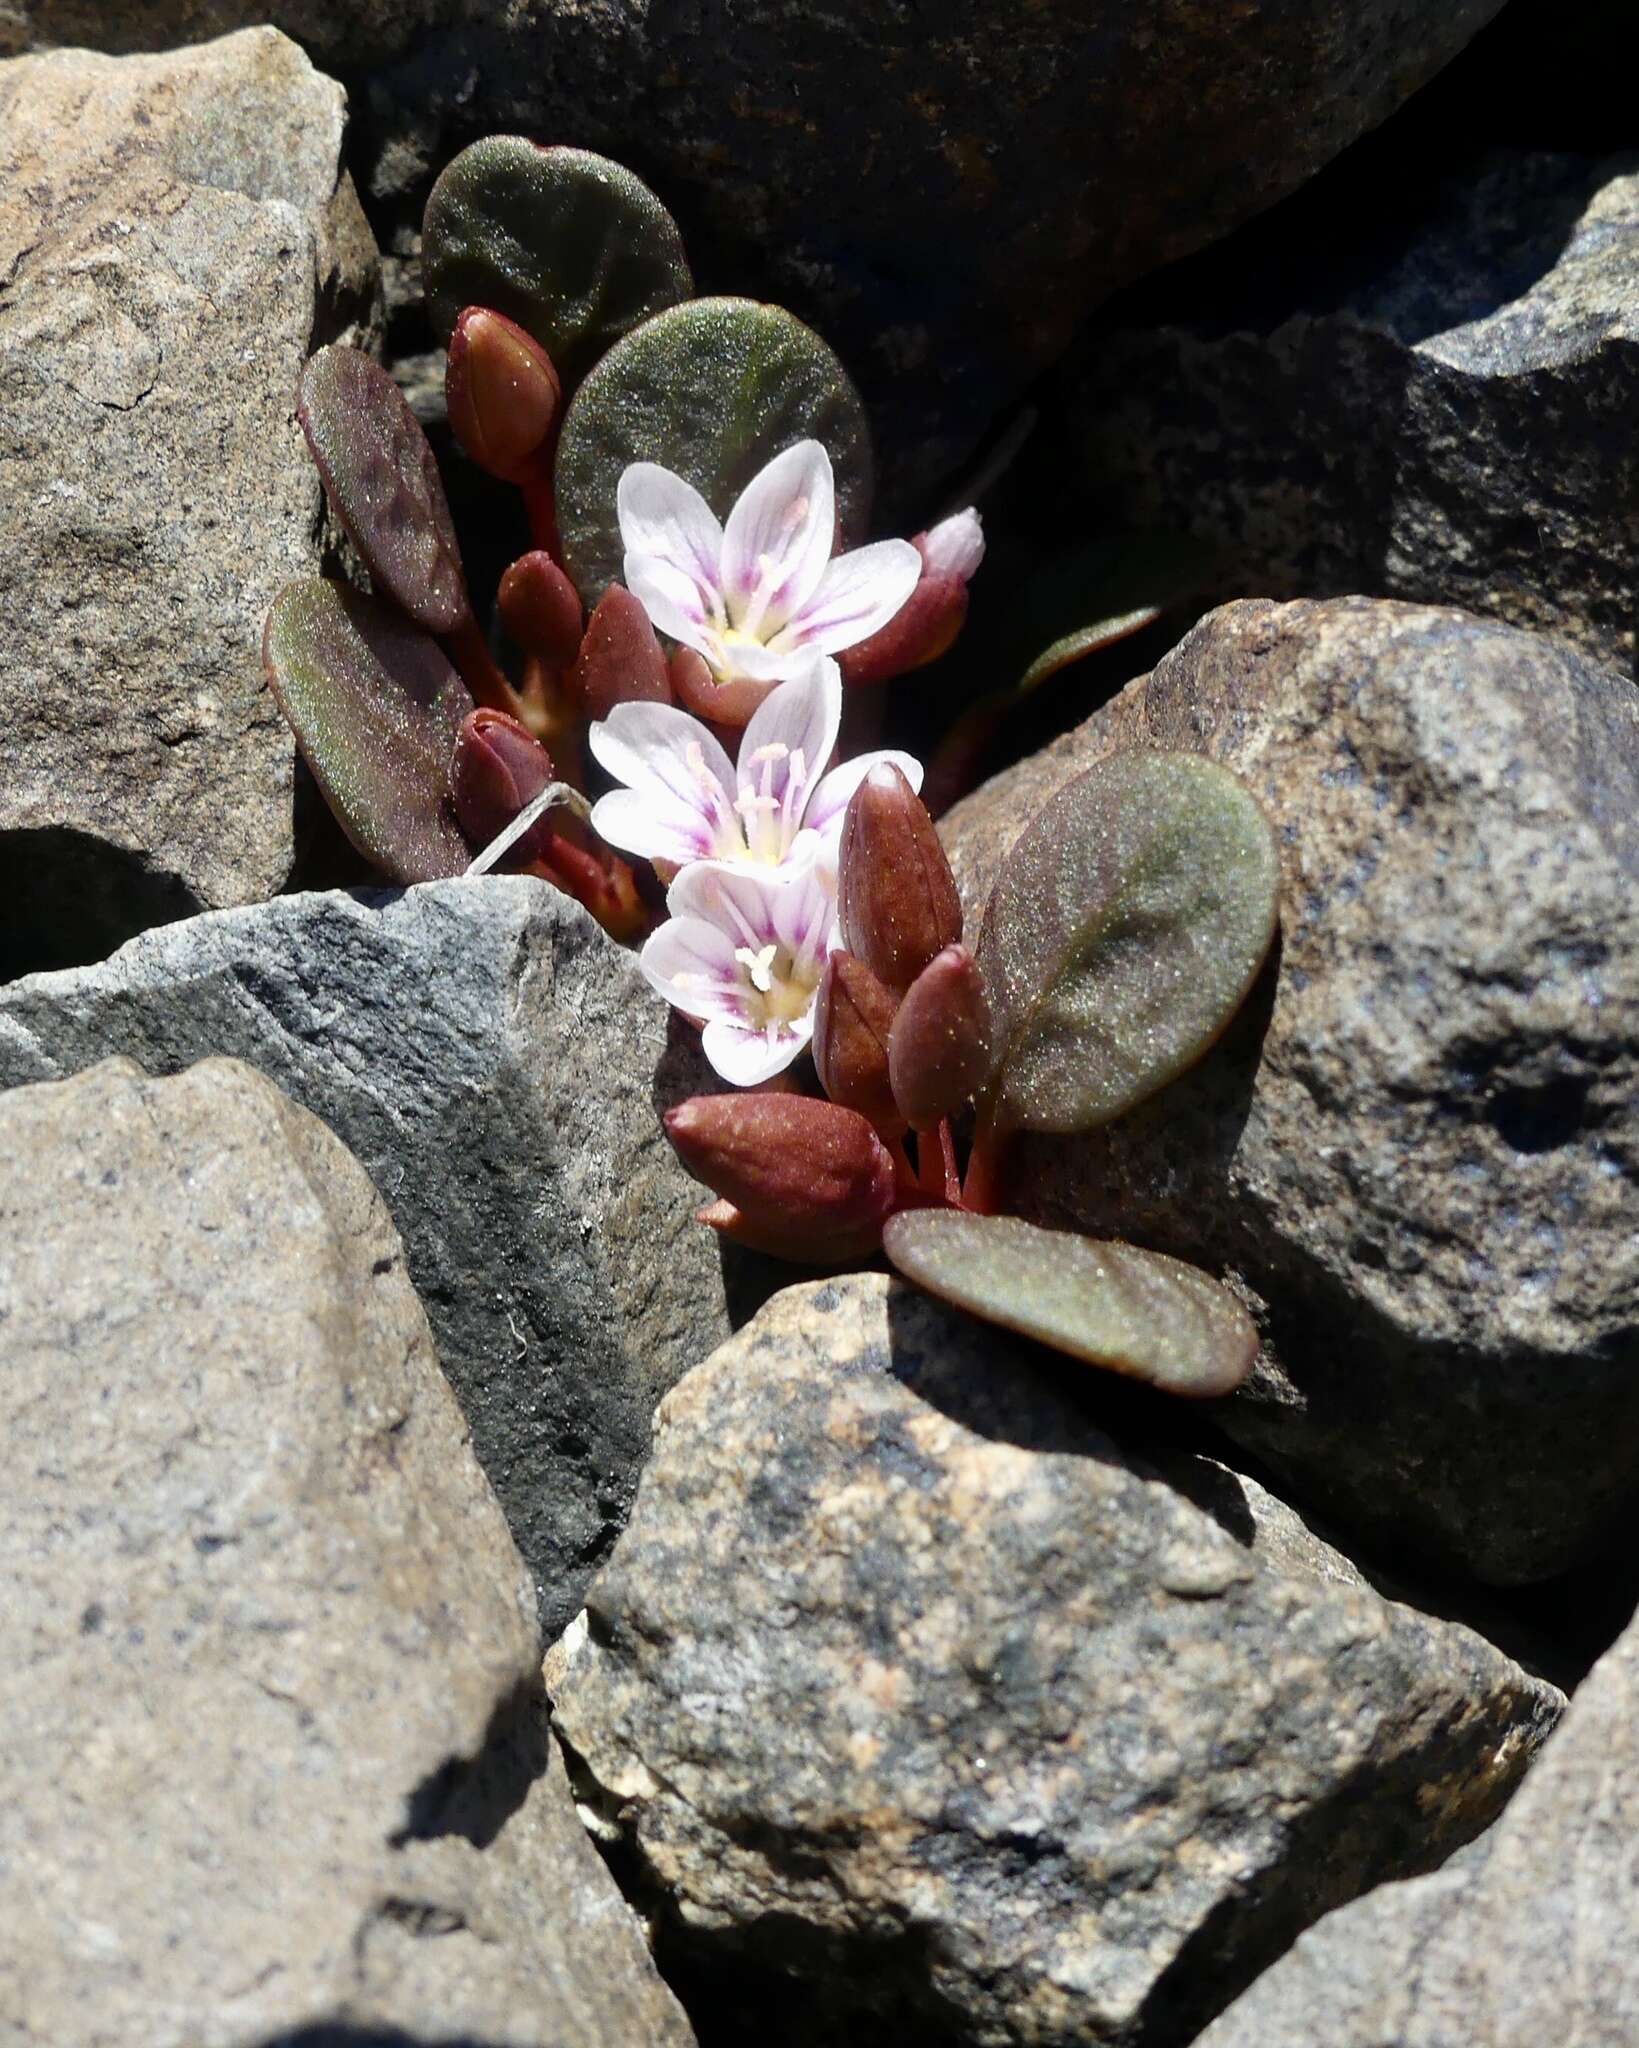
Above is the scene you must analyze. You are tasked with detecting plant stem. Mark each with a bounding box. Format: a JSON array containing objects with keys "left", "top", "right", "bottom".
[
  {"left": 443, "top": 613, "right": 526, "bottom": 720},
  {"left": 960, "top": 1114, "right": 1009, "bottom": 1214}
]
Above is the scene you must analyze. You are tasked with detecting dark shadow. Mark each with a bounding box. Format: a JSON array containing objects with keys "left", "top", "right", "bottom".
[
  {"left": 0, "top": 826, "right": 200, "bottom": 982},
  {"left": 390, "top": 1676, "right": 549, "bottom": 1852}
]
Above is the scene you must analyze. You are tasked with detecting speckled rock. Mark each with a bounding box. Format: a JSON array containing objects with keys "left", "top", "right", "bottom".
[
  {"left": 0, "top": 1055, "right": 693, "bottom": 2047},
  {"left": 2, "top": 0, "right": 1504, "bottom": 513},
  {"left": 0, "top": 29, "right": 378, "bottom": 978},
  {"left": 551, "top": 1272, "right": 1561, "bottom": 2048},
  {"left": 0, "top": 877, "right": 733, "bottom": 1635},
  {"left": 941, "top": 596, "right": 1639, "bottom": 1586},
  {"left": 1069, "top": 150, "right": 1639, "bottom": 674},
  {"left": 1197, "top": 1597, "right": 1639, "bottom": 2048}
]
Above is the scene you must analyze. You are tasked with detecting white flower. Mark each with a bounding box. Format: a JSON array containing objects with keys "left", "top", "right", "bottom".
[
  {"left": 587, "top": 652, "right": 921, "bottom": 873},
  {"left": 617, "top": 440, "right": 922, "bottom": 690},
  {"left": 640, "top": 858, "right": 839, "bottom": 1085},
  {"left": 918, "top": 506, "right": 985, "bottom": 582}
]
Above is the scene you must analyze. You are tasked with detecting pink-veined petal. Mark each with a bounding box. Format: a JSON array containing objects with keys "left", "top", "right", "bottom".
[
  {"left": 735, "top": 655, "right": 842, "bottom": 857},
  {"left": 720, "top": 440, "right": 835, "bottom": 639},
  {"left": 772, "top": 537, "right": 922, "bottom": 656},
  {"left": 590, "top": 788, "right": 727, "bottom": 868},
  {"left": 805, "top": 747, "right": 924, "bottom": 842},
  {"left": 617, "top": 463, "right": 724, "bottom": 597},
  {"left": 700, "top": 1015, "right": 808, "bottom": 1086},
  {"left": 588, "top": 701, "right": 741, "bottom": 859},
  {"left": 640, "top": 914, "right": 744, "bottom": 1020},
  {"left": 668, "top": 859, "right": 786, "bottom": 952},
  {"left": 625, "top": 551, "right": 722, "bottom": 652}
]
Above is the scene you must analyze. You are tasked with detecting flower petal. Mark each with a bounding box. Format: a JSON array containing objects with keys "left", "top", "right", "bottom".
[
  {"left": 805, "top": 748, "right": 924, "bottom": 843},
  {"left": 588, "top": 701, "right": 741, "bottom": 859},
  {"left": 772, "top": 538, "right": 922, "bottom": 656},
  {"left": 625, "top": 551, "right": 722, "bottom": 653},
  {"left": 701, "top": 1015, "right": 808, "bottom": 1086},
  {"left": 734, "top": 655, "right": 842, "bottom": 859},
  {"left": 640, "top": 913, "right": 743, "bottom": 1019},
  {"left": 918, "top": 507, "right": 985, "bottom": 581},
  {"left": 668, "top": 859, "right": 784, "bottom": 951},
  {"left": 590, "top": 788, "right": 725, "bottom": 868},
  {"left": 720, "top": 440, "right": 835, "bottom": 638},
  {"left": 617, "top": 462, "right": 724, "bottom": 597}
]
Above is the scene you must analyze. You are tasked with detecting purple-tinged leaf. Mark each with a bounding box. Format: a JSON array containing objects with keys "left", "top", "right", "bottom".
[
  {"left": 423, "top": 139, "right": 692, "bottom": 387},
  {"left": 263, "top": 580, "right": 473, "bottom": 884},
  {"left": 297, "top": 345, "right": 468, "bottom": 634},
  {"left": 976, "top": 751, "right": 1280, "bottom": 1135},
  {"left": 883, "top": 1210, "right": 1258, "bottom": 1398}
]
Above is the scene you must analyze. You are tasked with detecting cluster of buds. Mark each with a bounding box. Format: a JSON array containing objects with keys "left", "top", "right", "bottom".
[{"left": 663, "top": 760, "right": 999, "bottom": 1262}]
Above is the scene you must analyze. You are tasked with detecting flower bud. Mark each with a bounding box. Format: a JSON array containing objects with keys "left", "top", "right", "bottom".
[
  {"left": 445, "top": 307, "right": 562, "bottom": 485},
  {"left": 572, "top": 584, "right": 672, "bottom": 719},
  {"left": 664, "top": 1093, "right": 898, "bottom": 1262},
  {"left": 838, "top": 764, "right": 963, "bottom": 996},
  {"left": 813, "top": 952, "right": 904, "bottom": 1136},
  {"left": 449, "top": 707, "right": 555, "bottom": 856},
  {"left": 497, "top": 552, "right": 583, "bottom": 668},
  {"left": 888, "top": 945, "right": 994, "bottom": 1131},
  {"left": 839, "top": 508, "right": 983, "bottom": 687}
]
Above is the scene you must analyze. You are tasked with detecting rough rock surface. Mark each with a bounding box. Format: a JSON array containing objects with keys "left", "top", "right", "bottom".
[
  {"left": 0, "top": 1055, "right": 693, "bottom": 2047},
  {"left": 1070, "top": 150, "right": 1639, "bottom": 674},
  {"left": 0, "top": 29, "right": 378, "bottom": 977},
  {"left": 552, "top": 1272, "right": 1561, "bottom": 2048},
  {"left": 0, "top": 877, "right": 733, "bottom": 1634},
  {"left": 1197, "top": 1596, "right": 1639, "bottom": 2048},
  {"left": 2, "top": 1, "right": 1504, "bottom": 512},
  {"left": 942, "top": 596, "right": 1639, "bottom": 1586}
]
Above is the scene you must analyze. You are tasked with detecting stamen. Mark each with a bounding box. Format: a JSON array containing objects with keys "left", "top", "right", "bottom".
[{"left": 733, "top": 942, "right": 779, "bottom": 994}]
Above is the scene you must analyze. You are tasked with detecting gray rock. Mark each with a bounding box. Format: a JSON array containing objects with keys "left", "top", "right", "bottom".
[
  {"left": 0, "top": 1054, "right": 693, "bottom": 2047},
  {"left": 1, "top": 0, "right": 1505, "bottom": 514},
  {"left": 941, "top": 596, "right": 1639, "bottom": 1586},
  {"left": 1069, "top": 150, "right": 1639, "bottom": 674},
  {"left": 551, "top": 1272, "right": 1561, "bottom": 2048},
  {"left": 1197, "top": 1598, "right": 1639, "bottom": 2048},
  {"left": 0, "top": 876, "right": 733, "bottom": 1634},
  {"left": 0, "top": 29, "right": 379, "bottom": 977}
]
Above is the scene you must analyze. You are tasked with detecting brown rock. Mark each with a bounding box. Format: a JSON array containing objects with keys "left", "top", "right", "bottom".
[
  {"left": 553, "top": 1272, "right": 1560, "bottom": 2048},
  {"left": 942, "top": 595, "right": 1639, "bottom": 1585}
]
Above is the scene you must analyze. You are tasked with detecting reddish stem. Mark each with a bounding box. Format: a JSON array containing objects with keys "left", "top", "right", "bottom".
[
  {"left": 443, "top": 612, "right": 526, "bottom": 720},
  {"left": 937, "top": 1120, "right": 962, "bottom": 1205},
  {"left": 960, "top": 1115, "right": 1009, "bottom": 1214}
]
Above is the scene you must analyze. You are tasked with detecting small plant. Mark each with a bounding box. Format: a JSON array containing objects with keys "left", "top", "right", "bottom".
[{"left": 264, "top": 137, "right": 1278, "bottom": 1399}]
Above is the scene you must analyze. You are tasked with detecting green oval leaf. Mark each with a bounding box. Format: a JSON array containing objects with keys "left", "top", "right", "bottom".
[
  {"left": 263, "top": 580, "right": 473, "bottom": 884},
  {"left": 423, "top": 139, "right": 692, "bottom": 387},
  {"left": 976, "top": 751, "right": 1280, "bottom": 1135},
  {"left": 1016, "top": 608, "right": 1162, "bottom": 694},
  {"left": 298, "top": 346, "right": 468, "bottom": 635},
  {"left": 555, "top": 296, "right": 873, "bottom": 605},
  {"left": 883, "top": 1210, "right": 1257, "bottom": 1398}
]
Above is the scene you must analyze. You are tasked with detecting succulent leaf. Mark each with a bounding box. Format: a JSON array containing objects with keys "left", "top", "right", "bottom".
[
  {"left": 883, "top": 1210, "right": 1258, "bottom": 1398},
  {"left": 263, "top": 580, "right": 473, "bottom": 883},
  {"left": 423, "top": 139, "right": 691, "bottom": 387},
  {"left": 556, "top": 296, "right": 873, "bottom": 605},
  {"left": 976, "top": 751, "right": 1280, "bottom": 1135},
  {"left": 297, "top": 346, "right": 468, "bottom": 635}
]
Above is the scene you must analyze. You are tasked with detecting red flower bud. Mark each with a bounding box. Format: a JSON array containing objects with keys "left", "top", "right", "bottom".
[
  {"left": 449, "top": 707, "right": 555, "bottom": 856},
  {"left": 498, "top": 552, "right": 583, "bottom": 668},
  {"left": 445, "top": 308, "right": 562, "bottom": 485},
  {"left": 838, "top": 571, "right": 968, "bottom": 687},
  {"left": 812, "top": 952, "right": 904, "bottom": 1136},
  {"left": 664, "top": 1093, "right": 898, "bottom": 1262},
  {"left": 888, "top": 945, "right": 994, "bottom": 1131},
  {"left": 838, "top": 764, "right": 964, "bottom": 996},
  {"left": 572, "top": 584, "right": 672, "bottom": 719}
]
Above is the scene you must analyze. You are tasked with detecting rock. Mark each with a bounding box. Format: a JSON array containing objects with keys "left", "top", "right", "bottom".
[
  {"left": 551, "top": 1272, "right": 1561, "bottom": 2048},
  {"left": 941, "top": 596, "right": 1639, "bottom": 1586},
  {"left": 0, "top": 29, "right": 379, "bottom": 978},
  {"left": 0, "top": 1054, "right": 693, "bottom": 2047},
  {"left": 0, "top": 876, "right": 734, "bottom": 1634},
  {"left": 1196, "top": 1598, "right": 1639, "bottom": 2048},
  {"left": 1067, "top": 149, "right": 1639, "bottom": 675},
  {"left": 2, "top": 2, "right": 1505, "bottom": 515}
]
